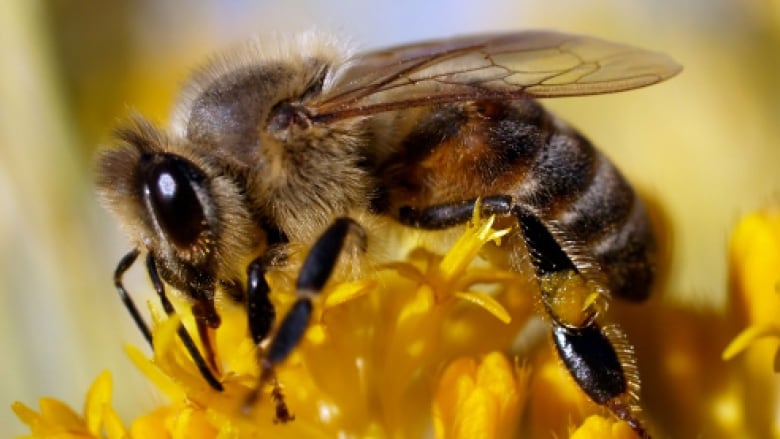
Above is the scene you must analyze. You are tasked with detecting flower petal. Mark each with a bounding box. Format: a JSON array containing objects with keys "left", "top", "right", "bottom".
[
  {"left": 722, "top": 324, "right": 780, "bottom": 361},
  {"left": 103, "top": 404, "right": 129, "bottom": 439},
  {"left": 569, "top": 414, "right": 638, "bottom": 439},
  {"left": 11, "top": 401, "right": 43, "bottom": 431},
  {"left": 84, "top": 370, "right": 113, "bottom": 435},
  {"left": 454, "top": 291, "right": 511, "bottom": 323},
  {"left": 434, "top": 352, "right": 524, "bottom": 439},
  {"left": 323, "top": 279, "right": 376, "bottom": 309},
  {"left": 39, "top": 397, "right": 85, "bottom": 432},
  {"left": 124, "top": 344, "right": 186, "bottom": 402}
]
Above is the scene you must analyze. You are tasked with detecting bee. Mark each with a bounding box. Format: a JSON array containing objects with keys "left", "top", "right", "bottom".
[{"left": 96, "top": 30, "right": 679, "bottom": 435}]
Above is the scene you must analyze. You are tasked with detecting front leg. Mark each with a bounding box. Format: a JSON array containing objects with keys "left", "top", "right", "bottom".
[
  {"left": 145, "top": 254, "right": 224, "bottom": 391},
  {"left": 113, "top": 249, "right": 151, "bottom": 344}
]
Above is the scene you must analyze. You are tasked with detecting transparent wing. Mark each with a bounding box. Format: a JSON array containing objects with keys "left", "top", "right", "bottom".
[{"left": 309, "top": 30, "right": 681, "bottom": 121}]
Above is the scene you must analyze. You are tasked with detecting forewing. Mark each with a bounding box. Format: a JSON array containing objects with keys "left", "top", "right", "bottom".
[{"left": 310, "top": 30, "right": 680, "bottom": 120}]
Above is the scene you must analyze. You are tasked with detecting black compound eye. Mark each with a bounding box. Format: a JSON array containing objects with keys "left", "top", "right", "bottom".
[{"left": 143, "top": 155, "right": 208, "bottom": 248}]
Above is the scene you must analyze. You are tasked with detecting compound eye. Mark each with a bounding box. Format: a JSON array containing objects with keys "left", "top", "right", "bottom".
[{"left": 143, "top": 155, "right": 208, "bottom": 249}]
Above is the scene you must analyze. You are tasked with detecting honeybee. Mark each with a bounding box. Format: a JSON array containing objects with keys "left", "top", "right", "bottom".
[{"left": 96, "top": 30, "right": 679, "bottom": 436}]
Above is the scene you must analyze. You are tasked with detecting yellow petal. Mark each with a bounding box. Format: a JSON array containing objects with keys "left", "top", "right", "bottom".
[
  {"left": 434, "top": 352, "right": 524, "bottom": 439},
  {"left": 216, "top": 420, "right": 240, "bottom": 439},
  {"left": 39, "top": 397, "right": 84, "bottom": 432},
  {"left": 323, "top": 279, "right": 376, "bottom": 309},
  {"left": 130, "top": 407, "right": 175, "bottom": 439},
  {"left": 439, "top": 215, "right": 501, "bottom": 281},
  {"left": 453, "top": 388, "right": 500, "bottom": 439},
  {"left": 730, "top": 209, "right": 780, "bottom": 327},
  {"left": 569, "top": 414, "right": 639, "bottom": 439},
  {"left": 169, "top": 407, "right": 210, "bottom": 439},
  {"left": 11, "top": 401, "right": 42, "bottom": 430},
  {"left": 454, "top": 291, "right": 511, "bottom": 323},
  {"left": 475, "top": 352, "right": 520, "bottom": 414},
  {"left": 103, "top": 404, "right": 129, "bottom": 439},
  {"left": 434, "top": 357, "right": 477, "bottom": 438},
  {"left": 152, "top": 313, "right": 182, "bottom": 359},
  {"left": 722, "top": 324, "right": 780, "bottom": 360},
  {"left": 84, "top": 370, "right": 113, "bottom": 435},
  {"left": 383, "top": 261, "right": 427, "bottom": 283},
  {"left": 306, "top": 323, "right": 327, "bottom": 344},
  {"left": 124, "top": 344, "right": 186, "bottom": 402},
  {"left": 397, "top": 284, "right": 435, "bottom": 327}
]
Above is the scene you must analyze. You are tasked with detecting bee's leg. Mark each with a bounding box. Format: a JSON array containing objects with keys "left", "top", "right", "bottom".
[
  {"left": 257, "top": 217, "right": 366, "bottom": 423},
  {"left": 553, "top": 322, "right": 649, "bottom": 439},
  {"left": 145, "top": 253, "right": 224, "bottom": 391},
  {"left": 398, "top": 198, "right": 649, "bottom": 438},
  {"left": 399, "top": 197, "right": 577, "bottom": 275},
  {"left": 398, "top": 195, "right": 513, "bottom": 229},
  {"left": 406, "top": 195, "right": 577, "bottom": 275},
  {"left": 248, "top": 226, "right": 289, "bottom": 347},
  {"left": 113, "top": 249, "right": 151, "bottom": 344},
  {"left": 399, "top": 197, "right": 573, "bottom": 276},
  {"left": 268, "top": 217, "right": 366, "bottom": 366},
  {"left": 247, "top": 255, "right": 279, "bottom": 348},
  {"left": 512, "top": 205, "right": 578, "bottom": 276},
  {"left": 513, "top": 206, "right": 650, "bottom": 438},
  {"left": 399, "top": 197, "right": 583, "bottom": 278},
  {"left": 241, "top": 253, "right": 281, "bottom": 415}
]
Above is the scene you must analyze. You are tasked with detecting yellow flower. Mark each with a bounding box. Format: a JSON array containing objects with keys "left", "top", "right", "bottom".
[
  {"left": 32, "top": 204, "right": 780, "bottom": 437},
  {"left": 13, "top": 212, "right": 536, "bottom": 438},
  {"left": 433, "top": 352, "right": 529, "bottom": 439},
  {"left": 12, "top": 371, "right": 127, "bottom": 439},
  {"left": 721, "top": 207, "right": 780, "bottom": 437},
  {"left": 722, "top": 208, "right": 780, "bottom": 368},
  {"left": 11, "top": 210, "right": 656, "bottom": 438}
]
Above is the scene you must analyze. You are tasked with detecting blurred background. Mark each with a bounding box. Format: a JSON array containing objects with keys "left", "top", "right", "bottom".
[{"left": 1, "top": 0, "right": 778, "bottom": 437}]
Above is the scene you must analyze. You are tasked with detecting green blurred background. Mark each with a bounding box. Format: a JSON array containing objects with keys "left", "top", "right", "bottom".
[{"left": 1, "top": 0, "right": 779, "bottom": 436}]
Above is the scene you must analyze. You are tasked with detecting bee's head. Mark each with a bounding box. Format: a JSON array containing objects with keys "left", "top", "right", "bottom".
[{"left": 95, "top": 116, "right": 261, "bottom": 293}]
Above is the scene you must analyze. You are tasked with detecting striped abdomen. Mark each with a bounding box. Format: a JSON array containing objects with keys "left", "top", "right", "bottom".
[{"left": 378, "top": 99, "right": 655, "bottom": 301}]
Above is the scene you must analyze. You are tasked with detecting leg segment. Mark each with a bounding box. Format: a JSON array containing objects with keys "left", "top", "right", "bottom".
[
  {"left": 552, "top": 323, "right": 627, "bottom": 405},
  {"left": 513, "top": 204, "right": 649, "bottom": 437},
  {"left": 113, "top": 249, "right": 223, "bottom": 391},
  {"left": 268, "top": 217, "right": 366, "bottom": 364},
  {"left": 399, "top": 195, "right": 513, "bottom": 229},
  {"left": 552, "top": 322, "right": 649, "bottom": 439},
  {"left": 247, "top": 224, "right": 290, "bottom": 345},
  {"left": 397, "top": 197, "right": 650, "bottom": 438},
  {"left": 513, "top": 206, "right": 577, "bottom": 276},
  {"left": 399, "top": 196, "right": 575, "bottom": 276},
  {"left": 247, "top": 254, "right": 280, "bottom": 346},
  {"left": 250, "top": 217, "right": 366, "bottom": 422},
  {"left": 145, "top": 254, "right": 223, "bottom": 391},
  {"left": 113, "top": 249, "right": 151, "bottom": 344}
]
